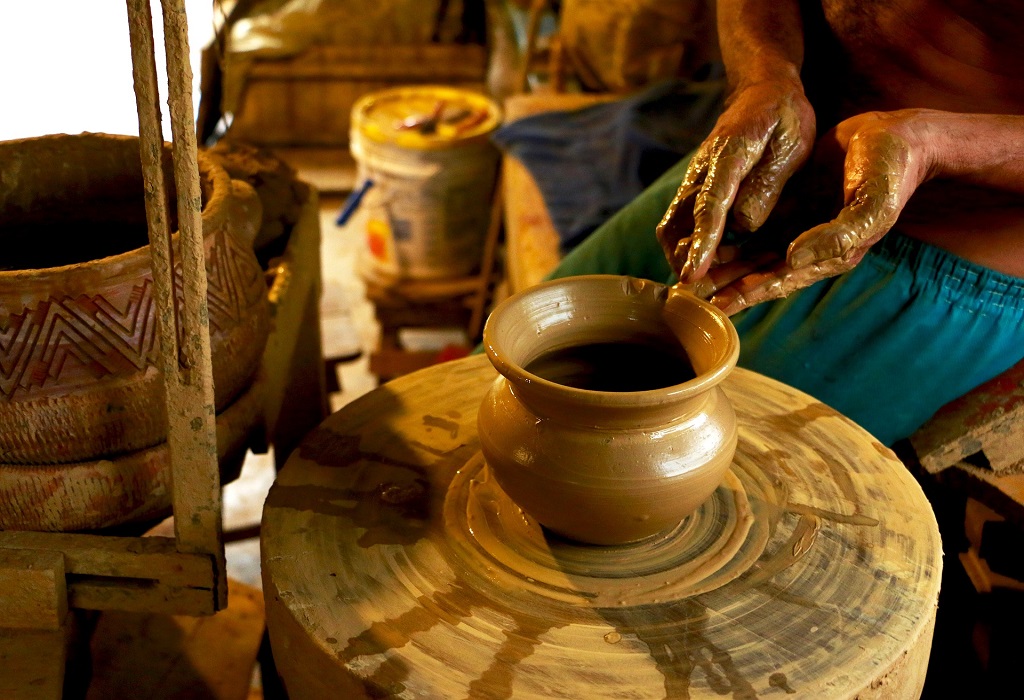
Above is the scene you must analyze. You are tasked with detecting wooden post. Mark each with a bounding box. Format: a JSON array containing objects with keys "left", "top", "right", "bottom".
[{"left": 126, "top": 0, "right": 226, "bottom": 610}]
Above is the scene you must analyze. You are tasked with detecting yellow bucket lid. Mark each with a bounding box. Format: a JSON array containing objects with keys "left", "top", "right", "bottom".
[{"left": 352, "top": 86, "right": 502, "bottom": 150}]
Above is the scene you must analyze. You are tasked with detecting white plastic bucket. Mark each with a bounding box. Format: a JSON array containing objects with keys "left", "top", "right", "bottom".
[{"left": 350, "top": 86, "right": 502, "bottom": 282}]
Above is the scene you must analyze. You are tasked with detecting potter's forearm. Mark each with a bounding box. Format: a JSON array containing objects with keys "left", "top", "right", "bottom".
[
  {"left": 717, "top": 0, "right": 805, "bottom": 90},
  {"left": 918, "top": 111, "right": 1024, "bottom": 193}
]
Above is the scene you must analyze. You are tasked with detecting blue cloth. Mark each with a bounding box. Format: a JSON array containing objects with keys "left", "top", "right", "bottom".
[
  {"left": 492, "top": 76, "right": 724, "bottom": 251},
  {"left": 549, "top": 156, "right": 1024, "bottom": 445}
]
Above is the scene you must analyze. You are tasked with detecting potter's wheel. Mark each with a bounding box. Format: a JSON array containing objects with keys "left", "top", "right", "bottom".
[
  {"left": 263, "top": 355, "right": 941, "bottom": 699},
  {"left": 444, "top": 452, "right": 772, "bottom": 608}
]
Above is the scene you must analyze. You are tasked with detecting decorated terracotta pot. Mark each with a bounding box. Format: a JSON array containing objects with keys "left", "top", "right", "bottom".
[
  {"left": 0, "top": 133, "right": 269, "bottom": 464},
  {"left": 478, "top": 275, "right": 740, "bottom": 545}
]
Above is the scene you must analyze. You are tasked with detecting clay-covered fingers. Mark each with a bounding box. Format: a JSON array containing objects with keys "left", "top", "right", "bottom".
[
  {"left": 710, "top": 249, "right": 868, "bottom": 316},
  {"left": 693, "top": 253, "right": 779, "bottom": 300},
  {"left": 788, "top": 123, "right": 924, "bottom": 270},
  {"left": 657, "top": 181, "right": 702, "bottom": 272},
  {"left": 732, "top": 107, "right": 814, "bottom": 232},
  {"left": 682, "top": 136, "right": 767, "bottom": 281},
  {"left": 657, "top": 84, "right": 817, "bottom": 284}
]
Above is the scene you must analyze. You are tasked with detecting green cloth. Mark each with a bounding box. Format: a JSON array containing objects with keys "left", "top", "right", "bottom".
[{"left": 549, "top": 156, "right": 1024, "bottom": 445}]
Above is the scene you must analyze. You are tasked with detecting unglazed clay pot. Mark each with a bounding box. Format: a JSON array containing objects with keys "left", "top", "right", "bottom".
[
  {"left": 0, "top": 133, "right": 269, "bottom": 464},
  {"left": 478, "top": 275, "right": 740, "bottom": 545}
]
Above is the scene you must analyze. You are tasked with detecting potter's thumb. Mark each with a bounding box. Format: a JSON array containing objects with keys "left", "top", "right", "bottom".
[{"left": 787, "top": 223, "right": 857, "bottom": 268}]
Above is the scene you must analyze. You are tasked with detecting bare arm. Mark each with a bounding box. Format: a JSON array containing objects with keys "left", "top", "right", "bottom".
[
  {"left": 922, "top": 112, "right": 1024, "bottom": 193},
  {"left": 717, "top": 0, "right": 805, "bottom": 90}
]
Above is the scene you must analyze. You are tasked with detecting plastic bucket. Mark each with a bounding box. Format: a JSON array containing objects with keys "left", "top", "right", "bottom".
[{"left": 350, "top": 85, "right": 502, "bottom": 282}]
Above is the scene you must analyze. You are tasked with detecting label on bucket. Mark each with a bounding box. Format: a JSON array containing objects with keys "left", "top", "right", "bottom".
[{"left": 360, "top": 166, "right": 494, "bottom": 280}]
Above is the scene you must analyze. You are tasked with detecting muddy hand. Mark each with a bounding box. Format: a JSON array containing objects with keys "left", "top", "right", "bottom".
[
  {"left": 710, "top": 111, "right": 933, "bottom": 315},
  {"left": 786, "top": 111, "right": 929, "bottom": 269},
  {"left": 657, "top": 80, "right": 815, "bottom": 282}
]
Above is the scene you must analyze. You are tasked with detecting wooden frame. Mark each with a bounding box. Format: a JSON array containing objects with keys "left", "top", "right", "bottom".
[{"left": 1, "top": 2, "right": 228, "bottom": 695}]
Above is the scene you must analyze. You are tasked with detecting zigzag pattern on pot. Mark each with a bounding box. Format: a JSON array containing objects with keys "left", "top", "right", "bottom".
[
  {"left": 190, "top": 225, "right": 265, "bottom": 331},
  {"left": 0, "top": 279, "right": 157, "bottom": 399},
  {"left": 0, "top": 228, "right": 265, "bottom": 401}
]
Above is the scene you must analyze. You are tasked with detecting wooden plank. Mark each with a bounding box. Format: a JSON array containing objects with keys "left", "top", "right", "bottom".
[
  {"left": 911, "top": 357, "right": 1024, "bottom": 474},
  {"left": 0, "top": 550, "right": 66, "bottom": 631},
  {"left": 0, "top": 533, "right": 212, "bottom": 589}
]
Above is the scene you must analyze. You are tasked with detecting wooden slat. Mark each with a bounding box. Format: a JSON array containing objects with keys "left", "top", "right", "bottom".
[
  {"left": 125, "top": 0, "right": 225, "bottom": 614},
  {"left": 0, "top": 533, "right": 213, "bottom": 589},
  {"left": 69, "top": 579, "right": 215, "bottom": 616},
  {"left": 159, "top": 0, "right": 224, "bottom": 572}
]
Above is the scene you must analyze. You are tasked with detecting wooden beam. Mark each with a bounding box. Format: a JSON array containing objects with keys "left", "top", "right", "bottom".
[
  {"left": 69, "top": 579, "right": 215, "bottom": 617},
  {"left": 0, "top": 533, "right": 218, "bottom": 616},
  {"left": 0, "top": 534, "right": 211, "bottom": 588}
]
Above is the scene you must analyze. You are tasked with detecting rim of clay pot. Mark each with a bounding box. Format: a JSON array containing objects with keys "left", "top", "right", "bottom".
[
  {"left": 483, "top": 275, "right": 740, "bottom": 409},
  {"left": 0, "top": 132, "right": 230, "bottom": 282}
]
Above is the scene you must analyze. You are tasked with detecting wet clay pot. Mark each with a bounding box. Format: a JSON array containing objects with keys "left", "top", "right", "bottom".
[
  {"left": 478, "top": 275, "right": 740, "bottom": 545},
  {"left": 0, "top": 133, "right": 269, "bottom": 464}
]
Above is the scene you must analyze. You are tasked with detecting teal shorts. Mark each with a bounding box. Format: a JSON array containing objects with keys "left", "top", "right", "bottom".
[{"left": 549, "top": 158, "right": 1024, "bottom": 445}]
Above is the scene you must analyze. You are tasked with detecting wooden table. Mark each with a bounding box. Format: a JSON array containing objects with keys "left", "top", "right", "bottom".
[{"left": 262, "top": 355, "right": 941, "bottom": 699}]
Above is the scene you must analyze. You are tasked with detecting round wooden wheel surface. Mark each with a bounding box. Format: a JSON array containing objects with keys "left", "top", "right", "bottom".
[{"left": 263, "top": 356, "right": 941, "bottom": 699}]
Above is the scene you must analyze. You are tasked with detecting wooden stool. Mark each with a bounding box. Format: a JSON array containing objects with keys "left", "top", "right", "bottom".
[{"left": 262, "top": 355, "right": 941, "bottom": 698}]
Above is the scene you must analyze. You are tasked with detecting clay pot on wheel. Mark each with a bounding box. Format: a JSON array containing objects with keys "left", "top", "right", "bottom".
[
  {"left": 0, "top": 133, "right": 269, "bottom": 466},
  {"left": 478, "top": 275, "right": 740, "bottom": 545}
]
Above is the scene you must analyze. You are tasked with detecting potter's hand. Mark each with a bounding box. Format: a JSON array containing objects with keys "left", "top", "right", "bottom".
[
  {"left": 657, "top": 79, "right": 815, "bottom": 282},
  {"left": 705, "top": 110, "right": 932, "bottom": 315}
]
